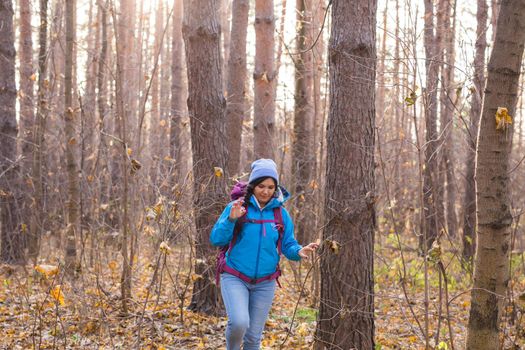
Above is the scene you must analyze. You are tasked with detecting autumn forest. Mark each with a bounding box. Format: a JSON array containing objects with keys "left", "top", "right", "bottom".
[{"left": 0, "top": 0, "right": 525, "bottom": 349}]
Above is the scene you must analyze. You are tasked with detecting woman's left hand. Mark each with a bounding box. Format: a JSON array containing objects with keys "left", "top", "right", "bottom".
[{"left": 298, "top": 242, "right": 319, "bottom": 260}]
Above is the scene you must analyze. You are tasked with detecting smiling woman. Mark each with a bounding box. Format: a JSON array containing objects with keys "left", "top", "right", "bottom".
[{"left": 210, "top": 158, "right": 319, "bottom": 350}]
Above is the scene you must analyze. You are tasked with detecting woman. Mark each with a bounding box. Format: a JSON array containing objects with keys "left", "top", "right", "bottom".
[{"left": 210, "top": 158, "right": 319, "bottom": 350}]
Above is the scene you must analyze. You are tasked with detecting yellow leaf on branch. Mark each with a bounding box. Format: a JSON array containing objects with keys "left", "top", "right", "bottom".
[
  {"left": 35, "top": 264, "right": 59, "bottom": 278},
  {"left": 495, "top": 107, "right": 512, "bottom": 130},
  {"left": 159, "top": 241, "right": 172, "bottom": 255},
  {"left": 50, "top": 285, "right": 66, "bottom": 306}
]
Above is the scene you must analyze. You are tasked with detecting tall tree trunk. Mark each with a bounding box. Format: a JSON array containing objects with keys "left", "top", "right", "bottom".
[
  {"left": 225, "top": 0, "right": 249, "bottom": 176},
  {"left": 420, "top": 0, "right": 441, "bottom": 252},
  {"left": 113, "top": 0, "right": 135, "bottom": 313},
  {"left": 221, "top": 0, "right": 231, "bottom": 91},
  {"left": 170, "top": 0, "right": 187, "bottom": 184},
  {"left": 436, "top": 0, "right": 458, "bottom": 239},
  {"left": 160, "top": 5, "right": 171, "bottom": 164},
  {"left": 292, "top": 0, "right": 314, "bottom": 244},
  {"left": 466, "top": 0, "right": 525, "bottom": 348},
  {"left": 253, "top": 0, "right": 276, "bottom": 159},
  {"left": 18, "top": 0, "right": 36, "bottom": 260},
  {"left": 64, "top": 0, "right": 80, "bottom": 275},
  {"left": 149, "top": 1, "right": 163, "bottom": 173},
  {"left": 376, "top": 0, "right": 387, "bottom": 127},
  {"left": 463, "top": 0, "right": 487, "bottom": 263},
  {"left": 0, "top": 0, "right": 23, "bottom": 264},
  {"left": 314, "top": 0, "right": 376, "bottom": 348},
  {"left": 30, "top": 0, "right": 49, "bottom": 262},
  {"left": 183, "top": 0, "right": 228, "bottom": 316}
]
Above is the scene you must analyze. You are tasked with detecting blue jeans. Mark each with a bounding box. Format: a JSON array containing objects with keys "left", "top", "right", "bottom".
[{"left": 220, "top": 273, "right": 276, "bottom": 350}]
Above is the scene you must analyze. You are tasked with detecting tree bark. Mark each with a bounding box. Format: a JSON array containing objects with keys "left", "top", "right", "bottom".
[
  {"left": 463, "top": 0, "right": 487, "bottom": 264},
  {"left": 64, "top": 0, "right": 80, "bottom": 275},
  {"left": 29, "top": 0, "right": 49, "bottom": 262},
  {"left": 292, "top": 0, "right": 314, "bottom": 244},
  {"left": 183, "top": 0, "right": 228, "bottom": 316},
  {"left": 420, "top": 0, "right": 441, "bottom": 252},
  {"left": 253, "top": 0, "right": 276, "bottom": 159},
  {"left": 18, "top": 0, "right": 36, "bottom": 260},
  {"left": 466, "top": 0, "right": 525, "bottom": 348},
  {"left": 0, "top": 0, "right": 23, "bottom": 264},
  {"left": 225, "top": 0, "right": 249, "bottom": 176},
  {"left": 438, "top": 0, "right": 458, "bottom": 239},
  {"left": 170, "top": 0, "right": 187, "bottom": 184},
  {"left": 314, "top": 1, "right": 376, "bottom": 348}
]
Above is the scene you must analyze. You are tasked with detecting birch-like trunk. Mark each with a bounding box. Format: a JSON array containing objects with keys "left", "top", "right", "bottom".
[{"left": 466, "top": 1, "right": 525, "bottom": 348}]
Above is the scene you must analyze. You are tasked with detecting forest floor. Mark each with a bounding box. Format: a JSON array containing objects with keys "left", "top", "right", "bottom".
[{"left": 0, "top": 238, "right": 524, "bottom": 350}]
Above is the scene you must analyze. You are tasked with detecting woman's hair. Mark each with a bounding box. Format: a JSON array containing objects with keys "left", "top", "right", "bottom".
[{"left": 243, "top": 176, "right": 278, "bottom": 208}]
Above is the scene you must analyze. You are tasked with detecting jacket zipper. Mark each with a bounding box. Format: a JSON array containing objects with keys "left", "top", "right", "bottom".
[{"left": 253, "top": 207, "right": 264, "bottom": 280}]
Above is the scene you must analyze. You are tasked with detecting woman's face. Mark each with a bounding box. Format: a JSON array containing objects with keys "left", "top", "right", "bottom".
[{"left": 253, "top": 178, "right": 276, "bottom": 206}]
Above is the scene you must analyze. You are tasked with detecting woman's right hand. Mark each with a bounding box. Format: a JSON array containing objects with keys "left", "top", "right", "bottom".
[{"left": 229, "top": 199, "right": 246, "bottom": 220}]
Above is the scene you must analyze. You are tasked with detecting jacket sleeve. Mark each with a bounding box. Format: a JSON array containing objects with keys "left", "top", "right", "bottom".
[
  {"left": 280, "top": 207, "right": 303, "bottom": 261},
  {"left": 210, "top": 202, "right": 237, "bottom": 247}
]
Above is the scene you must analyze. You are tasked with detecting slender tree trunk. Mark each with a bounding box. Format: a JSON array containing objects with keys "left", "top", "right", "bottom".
[
  {"left": 314, "top": 0, "right": 376, "bottom": 348},
  {"left": 225, "top": 0, "right": 249, "bottom": 176},
  {"left": 64, "top": 0, "right": 80, "bottom": 275},
  {"left": 160, "top": 5, "right": 171, "bottom": 163},
  {"left": 183, "top": 0, "right": 228, "bottom": 316},
  {"left": 253, "top": 0, "right": 276, "bottom": 159},
  {"left": 463, "top": 0, "right": 487, "bottom": 263},
  {"left": 221, "top": 0, "right": 231, "bottom": 91},
  {"left": 376, "top": 0, "right": 387, "bottom": 126},
  {"left": 149, "top": 1, "right": 163, "bottom": 170},
  {"left": 170, "top": 0, "right": 187, "bottom": 184},
  {"left": 292, "top": 0, "right": 314, "bottom": 244},
  {"left": 18, "top": 0, "right": 36, "bottom": 260},
  {"left": 466, "top": 1, "right": 525, "bottom": 348},
  {"left": 436, "top": 0, "right": 458, "bottom": 239},
  {"left": 420, "top": 0, "right": 441, "bottom": 252},
  {"left": 29, "top": 0, "right": 49, "bottom": 262},
  {"left": 0, "top": 0, "right": 23, "bottom": 264},
  {"left": 113, "top": 0, "right": 134, "bottom": 313}
]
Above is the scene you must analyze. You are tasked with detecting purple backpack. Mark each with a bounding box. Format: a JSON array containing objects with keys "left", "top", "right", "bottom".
[{"left": 215, "top": 181, "right": 285, "bottom": 287}]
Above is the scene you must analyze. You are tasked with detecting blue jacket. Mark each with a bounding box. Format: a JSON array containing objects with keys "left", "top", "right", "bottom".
[{"left": 210, "top": 187, "right": 302, "bottom": 279}]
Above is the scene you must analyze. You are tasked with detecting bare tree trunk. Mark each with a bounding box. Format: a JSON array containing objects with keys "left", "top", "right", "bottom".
[
  {"left": 0, "top": 0, "right": 23, "bottom": 264},
  {"left": 253, "top": 0, "right": 276, "bottom": 159},
  {"left": 314, "top": 0, "right": 376, "bottom": 348},
  {"left": 29, "top": 0, "right": 49, "bottom": 262},
  {"left": 420, "top": 0, "right": 441, "bottom": 252},
  {"left": 183, "top": 0, "right": 228, "bottom": 316},
  {"left": 225, "top": 0, "right": 249, "bottom": 176},
  {"left": 466, "top": 1, "right": 525, "bottom": 348},
  {"left": 64, "top": 0, "right": 80, "bottom": 275},
  {"left": 114, "top": 0, "right": 135, "bottom": 313},
  {"left": 170, "top": 0, "right": 187, "bottom": 184},
  {"left": 376, "top": 0, "right": 387, "bottom": 125},
  {"left": 292, "top": 0, "right": 314, "bottom": 244},
  {"left": 149, "top": 1, "right": 163, "bottom": 173},
  {"left": 436, "top": 0, "right": 458, "bottom": 239},
  {"left": 18, "top": 0, "right": 36, "bottom": 260},
  {"left": 160, "top": 5, "right": 171, "bottom": 163},
  {"left": 221, "top": 0, "right": 231, "bottom": 91},
  {"left": 463, "top": 0, "right": 487, "bottom": 263}
]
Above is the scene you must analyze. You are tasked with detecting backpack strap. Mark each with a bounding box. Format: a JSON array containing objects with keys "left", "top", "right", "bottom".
[{"left": 273, "top": 207, "right": 284, "bottom": 255}]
